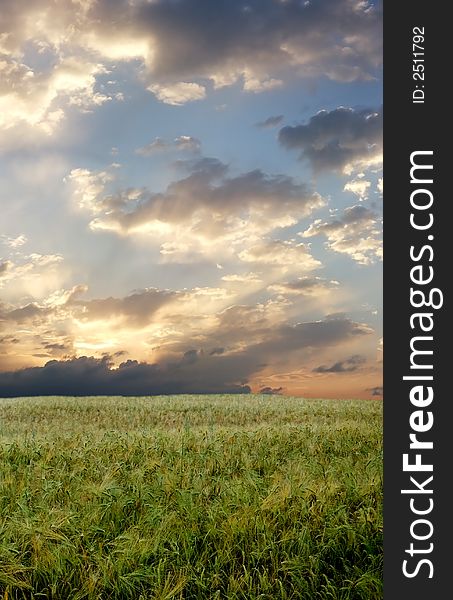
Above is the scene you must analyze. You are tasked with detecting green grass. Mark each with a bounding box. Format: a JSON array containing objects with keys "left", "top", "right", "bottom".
[{"left": 0, "top": 395, "right": 382, "bottom": 599}]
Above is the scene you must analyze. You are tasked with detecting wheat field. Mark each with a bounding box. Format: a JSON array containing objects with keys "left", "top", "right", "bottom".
[{"left": 0, "top": 395, "right": 382, "bottom": 599}]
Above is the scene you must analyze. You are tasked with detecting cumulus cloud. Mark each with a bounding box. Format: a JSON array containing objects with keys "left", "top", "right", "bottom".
[
  {"left": 313, "top": 354, "right": 366, "bottom": 373},
  {"left": 132, "top": 0, "right": 381, "bottom": 91},
  {"left": 68, "top": 158, "right": 325, "bottom": 261},
  {"left": 0, "top": 0, "right": 382, "bottom": 140},
  {"left": 0, "top": 53, "right": 113, "bottom": 145},
  {"left": 255, "top": 115, "right": 284, "bottom": 129},
  {"left": 69, "top": 288, "right": 178, "bottom": 327},
  {"left": 302, "top": 204, "right": 382, "bottom": 264},
  {"left": 279, "top": 106, "right": 382, "bottom": 174},
  {"left": 344, "top": 177, "right": 371, "bottom": 200},
  {"left": 147, "top": 82, "right": 206, "bottom": 105}
]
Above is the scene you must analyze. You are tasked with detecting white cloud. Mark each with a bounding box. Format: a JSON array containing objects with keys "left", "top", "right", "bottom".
[
  {"left": 221, "top": 273, "right": 262, "bottom": 283},
  {"left": 344, "top": 178, "right": 371, "bottom": 200},
  {"left": 238, "top": 240, "right": 321, "bottom": 270},
  {"left": 0, "top": 253, "right": 65, "bottom": 301},
  {"left": 0, "top": 53, "right": 114, "bottom": 145},
  {"left": 302, "top": 205, "right": 382, "bottom": 265},
  {"left": 243, "top": 73, "right": 283, "bottom": 93},
  {"left": 67, "top": 168, "right": 114, "bottom": 212},
  {"left": 1, "top": 234, "right": 28, "bottom": 248},
  {"left": 147, "top": 82, "right": 206, "bottom": 105}
]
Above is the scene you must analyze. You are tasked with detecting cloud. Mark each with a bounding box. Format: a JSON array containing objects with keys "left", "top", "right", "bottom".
[
  {"left": 268, "top": 276, "right": 339, "bottom": 296},
  {"left": 135, "top": 138, "right": 168, "bottom": 156},
  {"left": 0, "top": 253, "right": 65, "bottom": 299},
  {"left": 0, "top": 302, "right": 50, "bottom": 323},
  {"left": 69, "top": 288, "right": 178, "bottom": 327},
  {"left": 255, "top": 115, "right": 284, "bottom": 129},
  {"left": 313, "top": 354, "right": 366, "bottom": 373},
  {"left": 259, "top": 386, "right": 283, "bottom": 395},
  {"left": 344, "top": 177, "right": 371, "bottom": 200},
  {"left": 133, "top": 0, "right": 381, "bottom": 93},
  {"left": 0, "top": 311, "right": 374, "bottom": 397},
  {"left": 0, "top": 0, "right": 382, "bottom": 130},
  {"left": 136, "top": 135, "right": 201, "bottom": 156},
  {"left": 0, "top": 261, "right": 11, "bottom": 277},
  {"left": 221, "top": 272, "right": 262, "bottom": 284},
  {"left": 174, "top": 135, "right": 202, "bottom": 153},
  {"left": 238, "top": 240, "right": 321, "bottom": 270},
  {"left": 243, "top": 75, "right": 283, "bottom": 93},
  {"left": 249, "top": 315, "right": 372, "bottom": 359},
  {"left": 66, "top": 168, "right": 114, "bottom": 212},
  {"left": 0, "top": 53, "right": 112, "bottom": 145},
  {"left": 147, "top": 82, "right": 206, "bottom": 105},
  {"left": 302, "top": 204, "right": 382, "bottom": 264},
  {"left": 368, "top": 385, "right": 383, "bottom": 397},
  {"left": 1, "top": 234, "right": 27, "bottom": 248},
  {"left": 0, "top": 354, "right": 252, "bottom": 397},
  {"left": 279, "top": 106, "right": 382, "bottom": 174},
  {"left": 68, "top": 158, "right": 325, "bottom": 261}
]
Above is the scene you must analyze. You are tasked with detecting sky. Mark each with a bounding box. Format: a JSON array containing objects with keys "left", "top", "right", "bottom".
[{"left": 0, "top": 0, "right": 382, "bottom": 398}]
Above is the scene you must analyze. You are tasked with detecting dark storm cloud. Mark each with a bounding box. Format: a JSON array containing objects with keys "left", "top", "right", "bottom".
[
  {"left": 0, "top": 354, "right": 252, "bottom": 397},
  {"left": 209, "top": 347, "right": 225, "bottom": 356},
  {"left": 313, "top": 354, "right": 366, "bottom": 373},
  {"left": 256, "top": 115, "right": 284, "bottom": 129},
  {"left": 251, "top": 316, "right": 371, "bottom": 357},
  {"left": 368, "top": 386, "right": 383, "bottom": 397},
  {"left": 259, "top": 386, "right": 283, "bottom": 395},
  {"left": 165, "top": 309, "right": 373, "bottom": 369},
  {"left": 279, "top": 107, "right": 382, "bottom": 172},
  {"left": 131, "top": 0, "right": 382, "bottom": 82},
  {"left": 0, "top": 314, "right": 373, "bottom": 397},
  {"left": 1, "top": 1, "right": 382, "bottom": 85}
]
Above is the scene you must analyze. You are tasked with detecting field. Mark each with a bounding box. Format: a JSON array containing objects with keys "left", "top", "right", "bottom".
[{"left": 0, "top": 395, "right": 382, "bottom": 599}]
